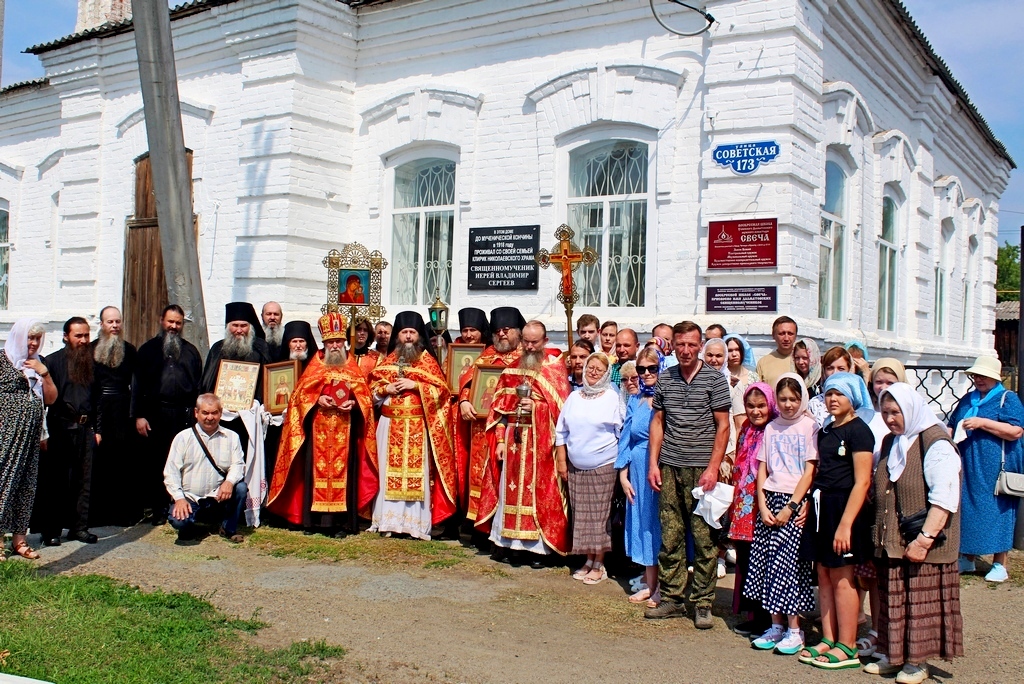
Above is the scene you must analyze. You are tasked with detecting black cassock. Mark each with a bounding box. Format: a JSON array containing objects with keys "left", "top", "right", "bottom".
[
  {"left": 89, "top": 341, "right": 138, "bottom": 526},
  {"left": 200, "top": 338, "right": 271, "bottom": 458},
  {"left": 132, "top": 335, "right": 203, "bottom": 517},
  {"left": 32, "top": 348, "right": 94, "bottom": 539}
]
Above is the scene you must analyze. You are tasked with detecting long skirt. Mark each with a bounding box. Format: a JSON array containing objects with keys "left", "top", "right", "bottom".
[
  {"left": 743, "top": 490, "right": 815, "bottom": 615},
  {"left": 568, "top": 461, "right": 616, "bottom": 555},
  {"left": 876, "top": 557, "right": 964, "bottom": 666},
  {"left": 0, "top": 384, "right": 43, "bottom": 535}
]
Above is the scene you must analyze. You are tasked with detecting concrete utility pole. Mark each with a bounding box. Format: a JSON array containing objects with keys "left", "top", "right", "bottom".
[
  {"left": 1018, "top": 226, "right": 1024, "bottom": 401},
  {"left": 131, "top": 0, "right": 209, "bottom": 357}
]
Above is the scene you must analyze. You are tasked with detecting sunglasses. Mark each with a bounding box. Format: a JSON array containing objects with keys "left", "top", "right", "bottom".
[{"left": 636, "top": 365, "right": 659, "bottom": 375}]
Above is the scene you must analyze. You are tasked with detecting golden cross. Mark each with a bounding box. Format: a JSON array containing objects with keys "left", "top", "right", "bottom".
[{"left": 535, "top": 224, "right": 598, "bottom": 346}]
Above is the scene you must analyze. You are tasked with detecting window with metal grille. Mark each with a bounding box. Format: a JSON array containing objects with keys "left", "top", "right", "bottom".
[
  {"left": 819, "top": 160, "right": 847, "bottom": 321},
  {"left": 567, "top": 141, "right": 648, "bottom": 308},
  {"left": 391, "top": 158, "right": 455, "bottom": 306},
  {"left": 0, "top": 205, "right": 9, "bottom": 310}
]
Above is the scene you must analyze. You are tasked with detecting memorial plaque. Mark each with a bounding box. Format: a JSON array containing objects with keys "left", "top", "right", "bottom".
[
  {"left": 708, "top": 218, "right": 777, "bottom": 269},
  {"left": 468, "top": 225, "right": 540, "bottom": 290},
  {"left": 706, "top": 286, "right": 777, "bottom": 313}
]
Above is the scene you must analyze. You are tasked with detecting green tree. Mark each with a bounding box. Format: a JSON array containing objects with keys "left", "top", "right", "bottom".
[{"left": 996, "top": 242, "right": 1020, "bottom": 303}]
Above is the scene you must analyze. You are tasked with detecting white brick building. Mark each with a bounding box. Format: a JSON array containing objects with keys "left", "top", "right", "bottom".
[{"left": 0, "top": 0, "right": 1013, "bottom": 362}]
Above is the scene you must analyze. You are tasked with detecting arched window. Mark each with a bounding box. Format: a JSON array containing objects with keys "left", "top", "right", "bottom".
[
  {"left": 818, "top": 160, "right": 847, "bottom": 320},
  {"left": 877, "top": 196, "right": 898, "bottom": 331},
  {"left": 0, "top": 201, "right": 9, "bottom": 310},
  {"left": 390, "top": 158, "right": 456, "bottom": 305},
  {"left": 567, "top": 140, "right": 648, "bottom": 308},
  {"left": 935, "top": 219, "right": 954, "bottom": 338}
]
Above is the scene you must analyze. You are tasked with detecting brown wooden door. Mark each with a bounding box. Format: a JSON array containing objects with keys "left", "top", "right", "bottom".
[{"left": 122, "top": 151, "right": 193, "bottom": 348}]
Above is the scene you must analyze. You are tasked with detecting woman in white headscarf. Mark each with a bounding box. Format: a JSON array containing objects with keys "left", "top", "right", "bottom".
[
  {"left": 555, "top": 352, "right": 623, "bottom": 585},
  {"left": 1, "top": 319, "right": 56, "bottom": 560},
  {"left": 864, "top": 383, "right": 963, "bottom": 682}
]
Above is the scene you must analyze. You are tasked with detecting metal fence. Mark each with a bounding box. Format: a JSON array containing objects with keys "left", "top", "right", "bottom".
[{"left": 904, "top": 365, "right": 1018, "bottom": 422}]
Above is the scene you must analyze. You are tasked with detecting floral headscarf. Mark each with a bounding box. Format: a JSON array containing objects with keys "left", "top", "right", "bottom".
[
  {"left": 580, "top": 352, "right": 613, "bottom": 397},
  {"left": 729, "top": 382, "right": 777, "bottom": 543},
  {"left": 637, "top": 349, "right": 662, "bottom": 397}
]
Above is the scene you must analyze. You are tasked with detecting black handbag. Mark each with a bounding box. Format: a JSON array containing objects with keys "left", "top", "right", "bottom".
[{"left": 897, "top": 507, "right": 946, "bottom": 547}]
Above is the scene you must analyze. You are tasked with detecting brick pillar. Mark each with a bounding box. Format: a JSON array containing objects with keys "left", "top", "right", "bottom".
[{"left": 75, "top": 0, "right": 132, "bottom": 33}]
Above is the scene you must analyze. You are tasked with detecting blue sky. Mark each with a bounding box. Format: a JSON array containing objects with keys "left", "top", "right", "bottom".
[{"left": 2, "top": 0, "right": 1022, "bottom": 243}]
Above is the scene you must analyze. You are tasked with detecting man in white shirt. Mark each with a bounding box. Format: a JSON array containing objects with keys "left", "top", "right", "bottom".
[{"left": 163, "top": 393, "right": 247, "bottom": 542}]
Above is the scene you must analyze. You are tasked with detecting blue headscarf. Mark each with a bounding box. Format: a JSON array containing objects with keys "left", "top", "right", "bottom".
[
  {"left": 845, "top": 340, "right": 870, "bottom": 363},
  {"left": 723, "top": 333, "right": 756, "bottom": 372},
  {"left": 822, "top": 371, "right": 876, "bottom": 424}
]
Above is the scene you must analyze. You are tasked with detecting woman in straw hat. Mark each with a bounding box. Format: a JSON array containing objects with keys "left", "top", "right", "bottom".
[{"left": 946, "top": 356, "right": 1023, "bottom": 583}]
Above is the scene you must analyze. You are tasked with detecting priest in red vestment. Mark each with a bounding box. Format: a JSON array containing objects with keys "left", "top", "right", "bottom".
[
  {"left": 367, "top": 311, "right": 457, "bottom": 539},
  {"left": 476, "top": 320, "right": 571, "bottom": 567},
  {"left": 266, "top": 312, "right": 378, "bottom": 536},
  {"left": 453, "top": 307, "right": 523, "bottom": 522}
]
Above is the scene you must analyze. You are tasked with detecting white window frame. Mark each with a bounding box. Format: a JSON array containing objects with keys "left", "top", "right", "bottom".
[
  {"left": 818, "top": 156, "right": 849, "bottom": 321},
  {"left": 0, "top": 200, "right": 10, "bottom": 311},
  {"left": 935, "top": 219, "right": 954, "bottom": 338},
  {"left": 877, "top": 193, "right": 900, "bottom": 332},
  {"left": 384, "top": 147, "right": 459, "bottom": 307},
  {"left": 558, "top": 125, "right": 656, "bottom": 312}
]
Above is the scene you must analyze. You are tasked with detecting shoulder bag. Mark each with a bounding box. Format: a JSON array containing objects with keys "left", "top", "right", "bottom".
[
  {"left": 993, "top": 391, "right": 1024, "bottom": 498},
  {"left": 192, "top": 425, "right": 228, "bottom": 480}
]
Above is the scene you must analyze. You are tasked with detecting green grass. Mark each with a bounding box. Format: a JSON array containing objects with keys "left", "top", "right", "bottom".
[
  {"left": 245, "top": 527, "right": 469, "bottom": 570},
  {"left": 0, "top": 562, "right": 345, "bottom": 683}
]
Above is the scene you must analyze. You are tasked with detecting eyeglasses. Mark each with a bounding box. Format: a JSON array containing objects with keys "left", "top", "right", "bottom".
[
  {"left": 623, "top": 375, "right": 639, "bottom": 383},
  {"left": 636, "top": 365, "right": 659, "bottom": 375}
]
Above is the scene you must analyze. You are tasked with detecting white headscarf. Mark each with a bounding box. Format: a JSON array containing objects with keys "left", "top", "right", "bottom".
[
  {"left": 581, "top": 352, "right": 613, "bottom": 397},
  {"left": 879, "top": 382, "right": 943, "bottom": 482},
  {"left": 4, "top": 318, "right": 46, "bottom": 398},
  {"left": 773, "top": 372, "right": 810, "bottom": 426},
  {"left": 701, "top": 338, "right": 730, "bottom": 380}
]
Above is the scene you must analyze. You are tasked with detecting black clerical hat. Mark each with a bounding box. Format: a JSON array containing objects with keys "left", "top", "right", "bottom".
[
  {"left": 387, "top": 310, "right": 438, "bottom": 362},
  {"left": 489, "top": 307, "right": 526, "bottom": 331},
  {"left": 457, "top": 308, "right": 490, "bottom": 340},
  {"left": 224, "top": 301, "right": 265, "bottom": 339},
  {"left": 279, "top": 320, "right": 319, "bottom": 362}
]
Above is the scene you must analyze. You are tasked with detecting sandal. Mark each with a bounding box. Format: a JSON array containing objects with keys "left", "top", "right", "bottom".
[
  {"left": 12, "top": 542, "right": 40, "bottom": 560},
  {"left": 572, "top": 562, "right": 594, "bottom": 580},
  {"left": 797, "top": 638, "right": 834, "bottom": 664},
  {"left": 582, "top": 566, "right": 608, "bottom": 585},
  {"left": 628, "top": 587, "right": 652, "bottom": 603},
  {"left": 810, "top": 642, "right": 861, "bottom": 670},
  {"left": 857, "top": 630, "right": 878, "bottom": 657}
]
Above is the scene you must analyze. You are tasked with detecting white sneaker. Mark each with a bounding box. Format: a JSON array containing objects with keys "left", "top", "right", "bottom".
[
  {"left": 863, "top": 655, "right": 901, "bottom": 675},
  {"left": 725, "top": 548, "right": 737, "bottom": 565},
  {"left": 752, "top": 626, "right": 785, "bottom": 650},
  {"left": 985, "top": 563, "right": 1009, "bottom": 583},
  {"left": 717, "top": 558, "right": 727, "bottom": 578},
  {"left": 774, "top": 629, "right": 804, "bottom": 655},
  {"left": 895, "top": 663, "right": 930, "bottom": 684}
]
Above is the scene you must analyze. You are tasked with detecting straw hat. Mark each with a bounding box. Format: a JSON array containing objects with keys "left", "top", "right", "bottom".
[{"left": 965, "top": 355, "right": 1002, "bottom": 381}]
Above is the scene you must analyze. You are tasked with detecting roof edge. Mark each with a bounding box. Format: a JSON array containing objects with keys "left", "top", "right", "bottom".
[
  {"left": 24, "top": 0, "right": 240, "bottom": 55},
  {"left": 0, "top": 77, "right": 50, "bottom": 96},
  {"left": 887, "top": 1, "right": 1015, "bottom": 169}
]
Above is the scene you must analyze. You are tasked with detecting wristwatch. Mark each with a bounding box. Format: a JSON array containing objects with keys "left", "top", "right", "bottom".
[{"left": 787, "top": 500, "right": 801, "bottom": 513}]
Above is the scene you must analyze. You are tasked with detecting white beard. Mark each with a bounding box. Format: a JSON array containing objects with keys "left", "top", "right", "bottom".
[
  {"left": 520, "top": 349, "right": 545, "bottom": 372},
  {"left": 324, "top": 348, "right": 346, "bottom": 367},
  {"left": 289, "top": 349, "right": 308, "bottom": 361},
  {"left": 221, "top": 326, "right": 255, "bottom": 360}
]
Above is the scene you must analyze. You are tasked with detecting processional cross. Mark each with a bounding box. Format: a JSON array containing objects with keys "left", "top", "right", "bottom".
[{"left": 535, "top": 224, "right": 598, "bottom": 347}]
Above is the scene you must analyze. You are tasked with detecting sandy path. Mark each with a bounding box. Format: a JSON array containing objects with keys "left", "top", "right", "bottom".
[{"left": 26, "top": 525, "right": 1024, "bottom": 683}]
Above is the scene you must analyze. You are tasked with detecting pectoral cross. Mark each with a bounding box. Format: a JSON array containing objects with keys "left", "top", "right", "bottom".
[
  {"left": 396, "top": 357, "right": 409, "bottom": 378},
  {"left": 535, "top": 224, "right": 598, "bottom": 346}
]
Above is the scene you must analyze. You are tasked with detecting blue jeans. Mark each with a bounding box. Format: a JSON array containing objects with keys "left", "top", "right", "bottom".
[{"left": 168, "top": 481, "right": 248, "bottom": 535}]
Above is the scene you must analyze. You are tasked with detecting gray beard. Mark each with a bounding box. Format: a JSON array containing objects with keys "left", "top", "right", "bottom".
[
  {"left": 289, "top": 349, "right": 308, "bottom": 361},
  {"left": 324, "top": 348, "right": 346, "bottom": 367},
  {"left": 265, "top": 324, "right": 283, "bottom": 347},
  {"left": 494, "top": 338, "right": 516, "bottom": 354},
  {"left": 221, "top": 327, "right": 255, "bottom": 360},
  {"left": 161, "top": 330, "right": 182, "bottom": 360},
  {"left": 520, "top": 349, "right": 544, "bottom": 372},
  {"left": 94, "top": 333, "right": 126, "bottom": 368},
  {"left": 396, "top": 341, "right": 423, "bottom": 366}
]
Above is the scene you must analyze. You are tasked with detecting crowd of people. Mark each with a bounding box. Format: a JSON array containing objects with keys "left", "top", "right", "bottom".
[{"left": 1, "top": 304, "right": 1022, "bottom": 682}]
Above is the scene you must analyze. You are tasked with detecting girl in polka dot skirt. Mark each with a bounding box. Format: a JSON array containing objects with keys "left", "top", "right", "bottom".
[{"left": 744, "top": 373, "right": 819, "bottom": 655}]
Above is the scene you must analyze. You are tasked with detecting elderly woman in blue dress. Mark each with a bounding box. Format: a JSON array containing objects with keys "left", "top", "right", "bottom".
[
  {"left": 947, "top": 356, "right": 1024, "bottom": 583},
  {"left": 615, "top": 346, "right": 662, "bottom": 606}
]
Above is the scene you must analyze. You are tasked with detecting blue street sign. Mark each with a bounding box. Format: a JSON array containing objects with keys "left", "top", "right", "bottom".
[{"left": 712, "top": 141, "right": 780, "bottom": 175}]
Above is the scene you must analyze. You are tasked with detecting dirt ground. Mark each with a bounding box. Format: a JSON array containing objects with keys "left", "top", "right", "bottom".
[{"left": 23, "top": 525, "right": 1024, "bottom": 683}]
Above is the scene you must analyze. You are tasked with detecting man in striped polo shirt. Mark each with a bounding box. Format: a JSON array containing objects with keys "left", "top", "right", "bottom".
[{"left": 645, "top": 320, "right": 732, "bottom": 629}]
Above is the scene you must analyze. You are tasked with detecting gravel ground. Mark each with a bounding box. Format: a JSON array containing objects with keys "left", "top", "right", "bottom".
[{"left": 19, "top": 525, "right": 1024, "bottom": 684}]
